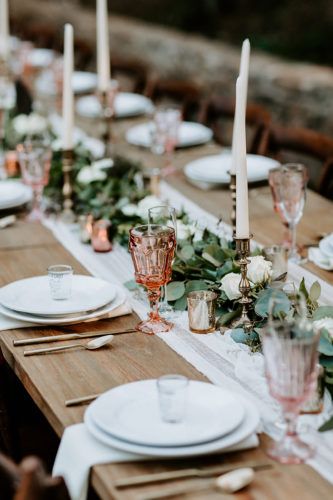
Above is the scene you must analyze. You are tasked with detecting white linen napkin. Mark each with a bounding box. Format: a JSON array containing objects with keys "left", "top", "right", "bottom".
[
  {"left": 53, "top": 423, "right": 259, "bottom": 500},
  {"left": 308, "top": 247, "right": 333, "bottom": 271},
  {"left": 0, "top": 302, "right": 132, "bottom": 332}
]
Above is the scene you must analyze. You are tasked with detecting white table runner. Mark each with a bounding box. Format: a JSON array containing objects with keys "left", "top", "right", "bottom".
[{"left": 45, "top": 180, "right": 333, "bottom": 484}]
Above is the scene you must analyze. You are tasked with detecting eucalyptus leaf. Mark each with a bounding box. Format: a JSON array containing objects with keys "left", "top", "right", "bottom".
[
  {"left": 255, "top": 289, "right": 291, "bottom": 318},
  {"left": 173, "top": 295, "right": 187, "bottom": 311},
  {"left": 318, "top": 330, "right": 333, "bottom": 356},
  {"left": 319, "top": 416, "right": 333, "bottom": 432},
  {"left": 310, "top": 281, "right": 321, "bottom": 302},
  {"left": 179, "top": 245, "right": 195, "bottom": 261},
  {"left": 166, "top": 281, "right": 186, "bottom": 301},
  {"left": 202, "top": 244, "right": 225, "bottom": 267},
  {"left": 218, "top": 307, "right": 241, "bottom": 327},
  {"left": 185, "top": 280, "right": 209, "bottom": 293}
]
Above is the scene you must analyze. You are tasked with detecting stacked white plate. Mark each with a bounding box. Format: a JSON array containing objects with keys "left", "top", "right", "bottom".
[
  {"left": 27, "top": 48, "right": 55, "bottom": 68},
  {"left": 0, "top": 275, "right": 126, "bottom": 326},
  {"left": 126, "top": 121, "right": 213, "bottom": 149},
  {"left": 85, "top": 379, "right": 259, "bottom": 457},
  {"left": 36, "top": 71, "right": 98, "bottom": 96},
  {"left": 0, "top": 181, "right": 32, "bottom": 211},
  {"left": 76, "top": 92, "right": 154, "bottom": 119},
  {"left": 185, "top": 153, "right": 280, "bottom": 188}
]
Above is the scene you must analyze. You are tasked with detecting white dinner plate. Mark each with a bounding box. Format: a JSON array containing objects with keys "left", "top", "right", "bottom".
[
  {"left": 319, "top": 233, "right": 333, "bottom": 258},
  {"left": 86, "top": 380, "right": 245, "bottom": 447},
  {"left": 0, "top": 275, "right": 117, "bottom": 316},
  {"left": 76, "top": 93, "right": 154, "bottom": 119},
  {"left": 27, "top": 48, "right": 55, "bottom": 68},
  {"left": 0, "top": 181, "right": 32, "bottom": 210},
  {"left": 0, "top": 285, "right": 127, "bottom": 325},
  {"left": 126, "top": 121, "right": 213, "bottom": 149},
  {"left": 185, "top": 153, "right": 280, "bottom": 186},
  {"left": 36, "top": 71, "right": 98, "bottom": 95},
  {"left": 85, "top": 383, "right": 259, "bottom": 457}
]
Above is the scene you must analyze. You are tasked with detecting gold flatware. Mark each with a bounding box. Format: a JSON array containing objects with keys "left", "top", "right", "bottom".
[
  {"left": 65, "top": 393, "right": 101, "bottom": 407},
  {"left": 115, "top": 461, "right": 272, "bottom": 488},
  {"left": 13, "top": 329, "right": 136, "bottom": 346},
  {"left": 23, "top": 335, "right": 114, "bottom": 356}
]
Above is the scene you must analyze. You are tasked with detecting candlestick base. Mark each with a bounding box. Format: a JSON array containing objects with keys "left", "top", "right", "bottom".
[
  {"left": 232, "top": 234, "right": 254, "bottom": 334},
  {"left": 61, "top": 149, "right": 75, "bottom": 223}
]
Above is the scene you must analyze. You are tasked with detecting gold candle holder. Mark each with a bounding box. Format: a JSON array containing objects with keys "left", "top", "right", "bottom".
[
  {"left": 61, "top": 149, "right": 75, "bottom": 223},
  {"left": 99, "top": 90, "right": 113, "bottom": 157},
  {"left": 233, "top": 234, "right": 254, "bottom": 333},
  {"left": 228, "top": 171, "right": 236, "bottom": 234}
]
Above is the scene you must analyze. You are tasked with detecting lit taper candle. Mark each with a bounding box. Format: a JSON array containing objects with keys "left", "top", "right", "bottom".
[
  {"left": 235, "top": 77, "right": 249, "bottom": 239},
  {"left": 62, "top": 23, "right": 74, "bottom": 150},
  {"left": 230, "top": 39, "right": 250, "bottom": 175},
  {"left": 0, "top": 0, "right": 9, "bottom": 61},
  {"left": 96, "top": 0, "right": 111, "bottom": 92}
]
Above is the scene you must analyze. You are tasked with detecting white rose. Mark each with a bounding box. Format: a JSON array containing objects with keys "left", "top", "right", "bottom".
[
  {"left": 220, "top": 272, "right": 242, "bottom": 300},
  {"left": 313, "top": 317, "right": 333, "bottom": 339},
  {"left": 189, "top": 223, "right": 204, "bottom": 242},
  {"left": 77, "top": 165, "right": 107, "bottom": 185},
  {"left": 121, "top": 204, "right": 138, "bottom": 216},
  {"left": 136, "top": 195, "right": 163, "bottom": 219},
  {"left": 92, "top": 158, "right": 114, "bottom": 170},
  {"left": 247, "top": 256, "right": 272, "bottom": 284},
  {"left": 176, "top": 220, "right": 192, "bottom": 240},
  {"left": 51, "top": 138, "right": 62, "bottom": 151},
  {"left": 13, "top": 114, "right": 29, "bottom": 135},
  {"left": 28, "top": 113, "right": 48, "bottom": 135}
]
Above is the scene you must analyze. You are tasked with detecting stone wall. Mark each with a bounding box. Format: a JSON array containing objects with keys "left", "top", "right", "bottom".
[{"left": 10, "top": 0, "right": 333, "bottom": 135}]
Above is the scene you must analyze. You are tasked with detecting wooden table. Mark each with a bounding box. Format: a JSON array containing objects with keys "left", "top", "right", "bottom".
[{"left": 0, "top": 114, "right": 333, "bottom": 499}]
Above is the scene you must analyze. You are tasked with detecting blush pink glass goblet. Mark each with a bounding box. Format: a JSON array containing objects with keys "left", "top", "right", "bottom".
[
  {"left": 17, "top": 141, "right": 51, "bottom": 221},
  {"left": 129, "top": 224, "right": 176, "bottom": 334},
  {"left": 262, "top": 319, "right": 319, "bottom": 464}
]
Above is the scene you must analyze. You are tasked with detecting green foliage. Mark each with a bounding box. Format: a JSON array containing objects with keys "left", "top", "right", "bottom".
[{"left": 254, "top": 289, "right": 291, "bottom": 319}]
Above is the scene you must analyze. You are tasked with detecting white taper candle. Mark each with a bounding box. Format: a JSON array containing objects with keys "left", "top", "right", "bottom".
[
  {"left": 96, "top": 0, "right": 111, "bottom": 92},
  {"left": 230, "top": 39, "right": 251, "bottom": 175},
  {"left": 235, "top": 77, "right": 250, "bottom": 239},
  {"left": 62, "top": 23, "right": 74, "bottom": 150},
  {"left": 0, "top": 0, "right": 9, "bottom": 60}
]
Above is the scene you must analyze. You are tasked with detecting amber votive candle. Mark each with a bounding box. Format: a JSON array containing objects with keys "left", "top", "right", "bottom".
[{"left": 91, "top": 219, "right": 112, "bottom": 252}]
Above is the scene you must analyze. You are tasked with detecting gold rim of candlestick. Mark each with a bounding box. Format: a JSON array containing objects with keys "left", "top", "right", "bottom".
[
  {"left": 61, "top": 149, "right": 75, "bottom": 223},
  {"left": 228, "top": 170, "right": 236, "bottom": 233},
  {"left": 233, "top": 234, "right": 254, "bottom": 333}
]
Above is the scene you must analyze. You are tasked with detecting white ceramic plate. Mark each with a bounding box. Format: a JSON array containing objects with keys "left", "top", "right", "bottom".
[
  {"left": 85, "top": 384, "right": 259, "bottom": 457},
  {"left": 126, "top": 121, "right": 213, "bottom": 149},
  {"left": 87, "top": 380, "right": 245, "bottom": 447},
  {"left": 185, "top": 154, "right": 280, "bottom": 185},
  {"left": 0, "top": 275, "right": 117, "bottom": 316},
  {"left": 319, "top": 234, "right": 333, "bottom": 258},
  {"left": 36, "top": 71, "right": 98, "bottom": 95},
  {"left": 0, "top": 181, "right": 32, "bottom": 210},
  {"left": 76, "top": 93, "right": 154, "bottom": 119},
  {"left": 0, "top": 285, "right": 127, "bottom": 325},
  {"left": 27, "top": 48, "right": 55, "bottom": 68}
]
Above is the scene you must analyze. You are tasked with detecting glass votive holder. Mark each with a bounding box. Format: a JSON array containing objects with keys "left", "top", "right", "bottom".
[
  {"left": 47, "top": 265, "right": 73, "bottom": 300},
  {"left": 91, "top": 219, "right": 112, "bottom": 253},
  {"left": 187, "top": 290, "right": 217, "bottom": 334},
  {"left": 157, "top": 374, "right": 188, "bottom": 424},
  {"left": 78, "top": 214, "right": 93, "bottom": 244},
  {"left": 263, "top": 245, "right": 288, "bottom": 280}
]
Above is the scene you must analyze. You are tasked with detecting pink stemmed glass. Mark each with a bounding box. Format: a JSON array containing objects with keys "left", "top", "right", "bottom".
[
  {"left": 129, "top": 224, "right": 176, "bottom": 334},
  {"left": 262, "top": 319, "right": 320, "bottom": 464},
  {"left": 17, "top": 141, "right": 51, "bottom": 221}
]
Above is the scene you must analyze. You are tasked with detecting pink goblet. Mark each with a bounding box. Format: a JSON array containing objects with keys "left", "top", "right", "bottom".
[
  {"left": 262, "top": 319, "right": 319, "bottom": 464},
  {"left": 17, "top": 141, "right": 51, "bottom": 221},
  {"left": 129, "top": 224, "right": 176, "bottom": 334}
]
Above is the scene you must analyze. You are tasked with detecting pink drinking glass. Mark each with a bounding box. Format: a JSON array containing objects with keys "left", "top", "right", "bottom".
[
  {"left": 262, "top": 319, "right": 320, "bottom": 464},
  {"left": 17, "top": 141, "right": 51, "bottom": 221},
  {"left": 129, "top": 224, "right": 176, "bottom": 335}
]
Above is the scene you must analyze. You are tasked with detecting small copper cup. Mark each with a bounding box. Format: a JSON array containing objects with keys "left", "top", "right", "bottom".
[
  {"left": 187, "top": 290, "right": 217, "bottom": 334},
  {"left": 91, "top": 219, "right": 112, "bottom": 253}
]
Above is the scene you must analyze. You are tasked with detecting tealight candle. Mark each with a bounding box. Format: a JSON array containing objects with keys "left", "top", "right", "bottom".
[{"left": 91, "top": 219, "right": 112, "bottom": 252}]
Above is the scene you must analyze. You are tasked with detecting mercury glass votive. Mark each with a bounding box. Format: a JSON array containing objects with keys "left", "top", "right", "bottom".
[
  {"left": 78, "top": 214, "right": 94, "bottom": 244},
  {"left": 187, "top": 290, "right": 217, "bottom": 334},
  {"left": 91, "top": 219, "right": 112, "bottom": 253},
  {"left": 263, "top": 245, "right": 288, "bottom": 280},
  {"left": 157, "top": 375, "right": 189, "bottom": 423},
  {"left": 48, "top": 265, "right": 73, "bottom": 300}
]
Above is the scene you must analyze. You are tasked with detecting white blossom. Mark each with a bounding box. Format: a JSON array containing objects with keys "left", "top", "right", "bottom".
[
  {"left": 136, "top": 195, "right": 164, "bottom": 219},
  {"left": 77, "top": 165, "right": 107, "bottom": 185},
  {"left": 176, "top": 220, "right": 192, "bottom": 240},
  {"left": 13, "top": 113, "right": 48, "bottom": 137},
  {"left": 92, "top": 158, "right": 113, "bottom": 170},
  {"left": 121, "top": 204, "right": 138, "bottom": 216},
  {"left": 247, "top": 256, "right": 272, "bottom": 285},
  {"left": 220, "top": 273, "right": 242, "bottom": 300}
]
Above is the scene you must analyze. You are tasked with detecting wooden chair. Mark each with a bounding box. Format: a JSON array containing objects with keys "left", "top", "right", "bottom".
[
  {"left": 197, "top": 95, "right": 271, "bottom": 155},
  {"left": 266, "top": 124, "right": 333, "bottom": 198},
  {"left": 111, "top": 56, "right": 150, "bottom": 94},
  {"left": 144, "top": 77, "right": 203, "bottom": 120},
  {"left": 0, "top": 453, "right": 70, "bottom": 500}
]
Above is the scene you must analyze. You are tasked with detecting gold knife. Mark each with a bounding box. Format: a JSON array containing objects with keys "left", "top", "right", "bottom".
[{"left": 13, "top": 329, "right": 136, "bottom": 346}]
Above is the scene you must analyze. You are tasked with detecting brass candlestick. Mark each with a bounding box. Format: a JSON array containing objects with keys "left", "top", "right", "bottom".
[
  {"left": 99, "top": 90, "right": 114, "bottom": 158},
  {"left": 228, "top": 171, "right": 236, "bottom": 233},
  {"left": 61, "top": 149, "right": 75, "bottom": 223},
  {"left": 233, "top": 234, "right": 254, "bottom": 333}
]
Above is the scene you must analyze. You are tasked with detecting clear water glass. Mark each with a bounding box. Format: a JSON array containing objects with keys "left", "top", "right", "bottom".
[
  {"left": 262, "top": 319, "right": 320, "bottom": 464},
  {"left": 48, "top": 265, "right": 73, "bottom": 300},
  {"left": 150, "top": 108, "right": 181, "bottom": 176},
  {"left": 157, "top": 375, "right": 188, "bottom": 423}
]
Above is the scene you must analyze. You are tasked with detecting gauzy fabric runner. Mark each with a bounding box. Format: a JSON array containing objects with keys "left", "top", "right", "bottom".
[{"left": 46, "top": 180, "right": 333, "bottom": 487}]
